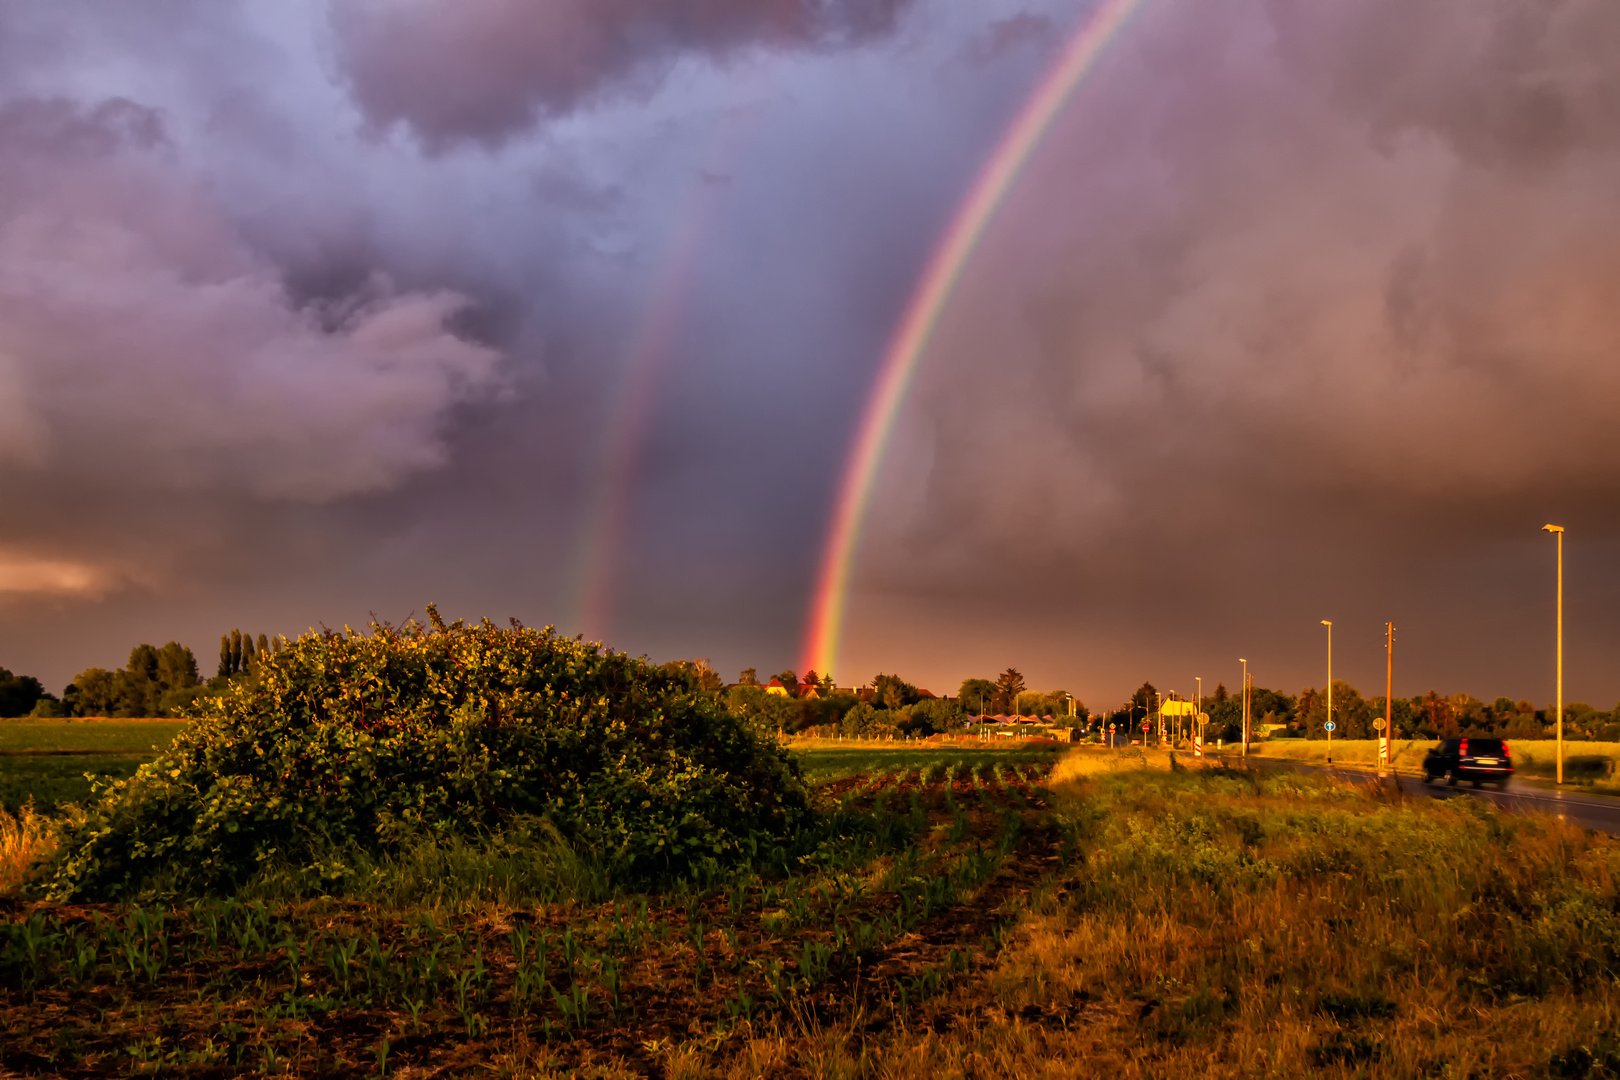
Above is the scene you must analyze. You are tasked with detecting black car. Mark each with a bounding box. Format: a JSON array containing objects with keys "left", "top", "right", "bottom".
[{"left": 1422, "top": 737, "right": 1513, "bottom": 788}]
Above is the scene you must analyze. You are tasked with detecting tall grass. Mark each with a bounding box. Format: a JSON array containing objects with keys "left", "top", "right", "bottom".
[
  {"left": 1250, "top": 737, "right": 1620, "bottom": 782},
  {"left": 1246, "top": 738, "right": 1427, "bottom": 769},
  {"left": 653, "top": 758, "right": 1620, "bottom": 1078},
  {"left": 0, "top": 801, "right": 55, "bottom": 895},
  {"left": 238, "top": 817, "right": 614, "bottom": 910}
]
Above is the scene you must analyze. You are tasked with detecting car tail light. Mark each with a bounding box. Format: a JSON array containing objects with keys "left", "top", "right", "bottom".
[
  {"left": 1503, "top": 742, "right": 1511, "bottom": 758},
  {"left": 1460, "top": 738, "right": 1468, "bottom": 757}
]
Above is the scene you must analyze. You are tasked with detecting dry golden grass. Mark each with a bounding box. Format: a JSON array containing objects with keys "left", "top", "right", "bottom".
[
  {"left": 0, "top": 801, "right": 56, "bottom": 895},
  {"left": 634, "top": 756, "right": 1620, "bottom": 1078},
  {"left": 1048, "top": 744, "right": 1174, "bottom": 783}
]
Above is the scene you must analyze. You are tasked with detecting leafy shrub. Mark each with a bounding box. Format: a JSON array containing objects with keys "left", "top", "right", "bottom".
[{"left": 42, "top": 609, "right": 811, "bottom": 900}]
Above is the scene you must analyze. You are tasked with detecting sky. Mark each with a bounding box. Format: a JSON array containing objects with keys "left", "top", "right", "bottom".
[{"left": 2, "top": 0, "right": 1619, "bottom": 711}]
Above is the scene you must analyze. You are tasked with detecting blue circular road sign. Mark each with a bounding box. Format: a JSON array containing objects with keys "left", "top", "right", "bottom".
[{"left": 1324, "top": 721, "right": 1336, "bottom": 732}]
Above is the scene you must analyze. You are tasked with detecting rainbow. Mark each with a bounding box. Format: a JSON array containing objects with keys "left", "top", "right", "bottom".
[
  {"left": 803, "top": 0, "right": 1148, "bottom": 680},
  {"left": 569, "top": 83, "right": 766, "bottom": 640}
]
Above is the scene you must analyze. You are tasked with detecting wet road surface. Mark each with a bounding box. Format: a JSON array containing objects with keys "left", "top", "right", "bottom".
[{"left": 1277, "top": 760, "right": 1620, "bottom": 835}]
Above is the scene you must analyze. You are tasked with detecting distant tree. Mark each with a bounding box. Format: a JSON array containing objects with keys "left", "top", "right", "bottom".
[
  {"left": 959, "top": 678, "right": 995, "bottom": 715},
  {"left": 872, "top": 673, "right": 919, "bottom": 711},
  {"left": 656, "top": 659, "right": 724, "bottom": 695},
  {"left": 65, "top": 668, "right": 118, "bottom": 717},
  {"left": 1212, "top": 683, "right": 1229, "bottom": 705},
  {"left": 696, "top": 660, "right": 723, "bottom": 693},
  {"left": 990, "top": 669, "right": 1026, "bottom": 714},
  {"left": 66, "top": 641, "right": 202, "bottom": 718},
  {"left": 28, "top": 695, "right": 66, "bottom": 718},
  {"left": 218, "top": 635, "right": 232, "bottom": 678},
  {"left": 0, "top": 667, "right": 47, "bottom": 718},
  {"left": 257, "top": 633, "right": 270, "bottom": 659},
  {"left": 156, "top": 642, "right": 199, "bottom": 690},
  {"left": 242, "top": 634, "right": 257, "bottom": 671},
  {"left": 1417, "top": 690, "right": 1458, "bottom": 740},
  {"left": 808, "top": 670, "right": 836, "bottom": 692},
  {"left": 738, "top": 667, "right": 759, "bottom": 687},
  {"left": 229, "top": 629, "right": 243, "bottom": 675}
]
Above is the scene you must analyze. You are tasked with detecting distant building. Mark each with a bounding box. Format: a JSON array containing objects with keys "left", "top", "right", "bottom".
[{"left": 766, "top": 678, "right": 791, "bottom": 697}]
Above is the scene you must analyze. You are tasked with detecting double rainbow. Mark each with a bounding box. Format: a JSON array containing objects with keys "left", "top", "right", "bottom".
[{"left": 803, "top": 0, "right": 1147, "bottom": 679}]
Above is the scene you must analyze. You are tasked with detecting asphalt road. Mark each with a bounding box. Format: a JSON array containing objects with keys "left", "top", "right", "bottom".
[{"left": 1283, "top": 761, "right": 1620, "bottom": 835}]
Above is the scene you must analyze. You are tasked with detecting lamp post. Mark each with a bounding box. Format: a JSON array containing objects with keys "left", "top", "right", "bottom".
[
  {"left": 1321, "top": 620, "right": 1333, "bottom": 763},
  {"left": 1195, "top": 675, "right": 1203, "bottom": 751},
  {"left": 1544, "top": 524, "right": 1565, "bottom": 785},
  {"left": 1239, "top": 658, "right": 1248, "bottom": 757}
]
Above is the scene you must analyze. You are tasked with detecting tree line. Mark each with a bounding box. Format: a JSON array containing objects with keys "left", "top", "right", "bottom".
[
  {"left": 0, "top": 629, "right": 283, "bottom": 718},
  {"left": 1096, "top": 680, "right": 1613, "bottom": 743},
  {"left": 707, "top": 665, "right": 1087, "bottom": 741}
]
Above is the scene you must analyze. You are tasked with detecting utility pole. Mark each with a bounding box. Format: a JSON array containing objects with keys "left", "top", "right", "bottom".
[
  {"left": 1248, "top": 670, "right": 1255, "bottom": 751},
  {"left": 1383, "top": 622, "right": 1395, "bottom": 768},
  {"left": 1321, "top": 620, "right": 1333, "bottom": 763},
  {"left": 1544, "top": 524, "right": 1565, "bottom": 785},
  {"left": 1239, "top": 658, "right": 1249, "bottom": 757}
]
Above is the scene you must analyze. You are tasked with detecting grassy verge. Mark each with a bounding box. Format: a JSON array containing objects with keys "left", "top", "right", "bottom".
[
  {"left": 1250, "top": 737, "right": 1620, "bottom": 788},
  {"left": 1246, "top": 738, "right": 1428, "bottom": 770},
  {"left": 4, "top": 747, "right": 1619, "bottom": 1076}
]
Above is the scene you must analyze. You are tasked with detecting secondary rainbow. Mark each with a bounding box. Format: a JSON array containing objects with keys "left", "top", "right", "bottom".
[
  {"left": 568, "top": 80, "right": 766, "bottom": 641},
  {"left": 803, "top": 0, "right": 1148, "bottom": 680}
]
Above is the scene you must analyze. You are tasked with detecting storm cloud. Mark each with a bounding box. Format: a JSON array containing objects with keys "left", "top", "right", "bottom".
[
  {"left": 330, "top": 0, "right": 914, "bottom": 146},
  {"left": 846, "top": 0, "right": 1620, "bottom": 703},
  {"left": 2, "top": 0, "right": 1619, "bottom": 711}
]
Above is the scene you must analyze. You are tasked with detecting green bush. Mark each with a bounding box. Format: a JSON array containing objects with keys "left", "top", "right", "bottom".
[{"left": 42, "top": 609, "right": 811, "bottom": 900}]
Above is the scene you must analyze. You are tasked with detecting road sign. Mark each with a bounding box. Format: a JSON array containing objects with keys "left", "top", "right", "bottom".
[
  {"left": 1323, "top": 721, "right": 1336, "bottom": 732},
  {"left": 1141, "top": 722, "right": 1151, "bottom": 732},
  {"left": 1374, "top": 718, "right": 1386, "bottom": 731}
]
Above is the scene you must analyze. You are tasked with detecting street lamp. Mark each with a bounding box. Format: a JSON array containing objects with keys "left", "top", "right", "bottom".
[
  {"left": 1321, "top": 620, "right": 1333, "bottom": 763},
  {"left": 1544, "top": 524, "right": 1565, "bottom": 785},
  {"left": 1239, "top": 658, "right": 1248, "bottom": 757},
  {"left": 1195, "top": 676, "right": 1203, "bottom": 752}
]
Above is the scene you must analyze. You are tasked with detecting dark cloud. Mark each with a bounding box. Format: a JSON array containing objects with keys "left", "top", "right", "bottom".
[
  {"left": 0, "top": 93, "right": 502, "bottom": 598},
  {"left": 961, "top": 12, "right": 1059, "bottom": 66},
  {"left": 329, "top": 0, "right": 915, "bottom": 146},
  {"left": 843, "top": 0, "right": 1620, "bottom": 701}
]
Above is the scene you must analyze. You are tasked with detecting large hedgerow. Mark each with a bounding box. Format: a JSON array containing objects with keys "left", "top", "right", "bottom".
[{"left": 43, "top": 610, "right": 812, "bottom": 900}]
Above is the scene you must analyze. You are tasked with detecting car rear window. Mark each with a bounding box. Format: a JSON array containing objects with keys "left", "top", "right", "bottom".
[{"left": 1465, "top": 739, "right": 1505, "bottom": 756}]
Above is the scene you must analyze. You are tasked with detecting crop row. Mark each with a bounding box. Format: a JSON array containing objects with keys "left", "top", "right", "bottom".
[{"left": 2, "top": 778, "right": 1039, "bottom": 1067}]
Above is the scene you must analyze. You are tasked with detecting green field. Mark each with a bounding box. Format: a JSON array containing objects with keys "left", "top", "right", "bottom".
[
  {"left": 0, "top": 719, "right": 189, "bottom": 812},
  {"left": 788, "top": 740, "right": 1064, "bottom": 784}
]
